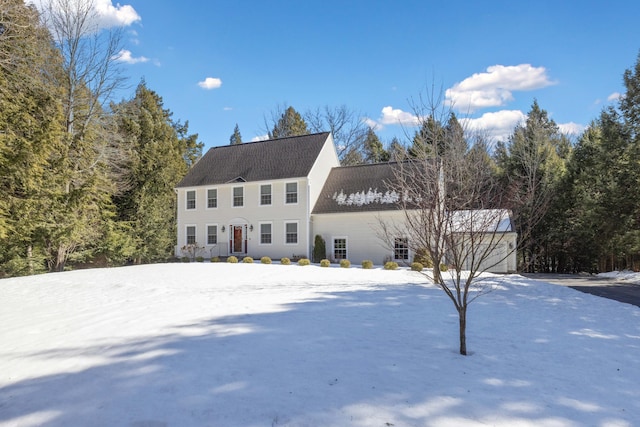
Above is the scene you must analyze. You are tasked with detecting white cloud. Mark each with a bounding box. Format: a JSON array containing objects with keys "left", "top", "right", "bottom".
[
  {"left": 378, "top": 106, "right": 420, "bottom": 126},
  {"left": 607, "top": 92, "right": 622, "bottom": 102},
  {"left": 113, "top": 49, "right": 148, "bottom": 64},
  {"left": 251, "top": 134, "right": 269, "bottom": 142},
  {"left": 460, "top": 110, "right": 526, "bottom": 143},
  {"left": 29, "top": 0, "right": 141, "bottom": 30},
  {"left": 446, "top": 64, "right": 555, "bottom": 112},
  {"left": 558, "top": 122, "right": 585, "bottom": 136},
  {"left": 198, "top": 77, "right": 222, "bottom": 90}
]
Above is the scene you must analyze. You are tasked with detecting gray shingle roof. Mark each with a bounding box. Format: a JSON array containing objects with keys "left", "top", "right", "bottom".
[
  {"left": 176, "top": 132, "right": 331, "bottom": 188},
  {"left": 312, "top": 162, "right": 404, "bottom": 214}
]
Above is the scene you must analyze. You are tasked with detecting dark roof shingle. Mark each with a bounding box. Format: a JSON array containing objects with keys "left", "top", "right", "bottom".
[{"left": 176, "top": 132, "right": 330, "bottom": 188}]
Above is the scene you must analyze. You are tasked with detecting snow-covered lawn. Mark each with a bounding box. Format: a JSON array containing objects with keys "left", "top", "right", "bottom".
[{"left": 1, "top": 263, "right": 639, "bottom": 427}]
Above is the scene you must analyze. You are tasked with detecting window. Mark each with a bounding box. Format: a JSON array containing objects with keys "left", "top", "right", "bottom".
[
  {"left": 333, "top": 238, "right": 347, "bottom": 260},
  {"left": 207, "top": 189, "right": 217, "bottom": 208},
  {"left": 233, "top": 186, "right": 243, "bottom": 207},
  {"left": 285, "top": 182, "right": 298, "bottom": 204},
  {"left": 260, "top": 223, "right": 272, "bottom": 244},
  {"left": 186, "top": 226, "right": 196, "bottom": 244},
  {"left": 186, "top": 190, "right": 196, "bottom": 210},
  {"left": 394, "top": 237, "right": 409, "bottom": 260},
  {"left": 207, "top": 225, "right": 217, "bottom": 245},
  {"left": 285, "top": 222, "right": 298, "bottom": 244},
  {"left": 260, "top": 184, "right": 272, "bottom": 206}
]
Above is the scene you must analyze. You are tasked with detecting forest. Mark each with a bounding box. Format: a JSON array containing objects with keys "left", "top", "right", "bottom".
[{"left": 1, "top": 0, "right": 639, "bottom": 277}]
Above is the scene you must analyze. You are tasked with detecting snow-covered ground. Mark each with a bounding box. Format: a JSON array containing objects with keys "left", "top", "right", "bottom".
[
  {"left": 1, "top": 263, "right": 638, "bottom": 427},
  {"left": 599, "top": 270, "right": 640, "bottom": 285}
]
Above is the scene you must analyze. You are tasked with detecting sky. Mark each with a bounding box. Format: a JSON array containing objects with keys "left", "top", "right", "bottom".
[
  {"left": 1, "top": 263, "right": 639, "bottom": 426},
  {"left": 34, "top": 0, "right": 640, "bottom": 151}
]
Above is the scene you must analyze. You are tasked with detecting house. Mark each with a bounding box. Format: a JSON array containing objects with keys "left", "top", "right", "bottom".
[{"left": 175, "top": 132, "right": 517, "bottom": 273}]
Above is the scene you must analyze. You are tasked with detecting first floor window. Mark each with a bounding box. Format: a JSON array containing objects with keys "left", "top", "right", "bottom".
[
  {"left": 285, "top": 222, "right": 298, "bottom": 244},
  {"left": 334, "top": 238, "right": 347, "bottom": 260},
  {"left": 186, "top": 226, "right": 196, "bottom": 244},
  {"left": 394, "top": 237, "right": 409, "bottom": 260},
  {"left": 260, "top": 223, "right": 272, "bottom": 244},
  {"left": 233, "top": 186, "right": 244, "bottom": 207},
  {"left": 207, "top": 225, "right": 217, "bottom": 245},
  {"left": 186, "top": 190, "right": 196, "bottom": 210},
  {"left": 285, "top": 182, "right": 298, "bottom": 204},
  {"left": 207, "top": 189, "right": 217, "bottom": 208}
]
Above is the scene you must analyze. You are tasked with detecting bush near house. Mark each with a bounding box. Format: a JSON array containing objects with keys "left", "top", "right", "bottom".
[
  {"left": 313, "top": 235, "right": 327, "bottom": 263},
  {"left": 361, "top": 260, "right": 373, "bottom": 269},
  {"left": 298, "top": 258, "right": 310, "bottom": 266},
  {"left": 411, "top": 262, "right": 423, "bottom": 271},
  {"left": 384, "top": 261, "right": 399, "bottom": 270},
  {"left": 281, "top": 257, "right": 291, "bottom": 265},
  {"left": 227, "top": 256, "right": 238, "bottom": 263},
  {"left": 320, "top": 259, "right": 330, "bottom": 267},
  {"left": 181, "top": 256, "right": 190, "bottom": 263},
  {"left": 413, "top": 248, "right": 433, "bottom": 268},
  {"left": 210, "top": 256, "right": 220, "bottom": 263},
  {"left": 261, "top": 256, "right": 272, "bottom": 264},
  {"left": 242, "top": 256, "right": 254, "bottom": 263},
  {"left": 339, "top": 259, "right": 351, "bottom": 268}
]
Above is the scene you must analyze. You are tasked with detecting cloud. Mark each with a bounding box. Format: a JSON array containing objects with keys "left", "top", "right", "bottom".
[
  {"left": 378, "top": 106, "right": 420, "bottom": 126},
  {"left": 607, "top": 92, "right": 622, "bottom": 102},
  {"left": 460, "top": 110, "right": 526, "bottom": 142},
  {"left": 446, "top": 64, "right": 555, "bottom": 112},
  {"left": 251, "top": 134, "right": 269, "bottom": 142},
  {"left": 558, "top": 122, "right": 585, "bottom": 136},
  {"left": 198, "top": 77, "right": 222, "bottom": 90},
  {"left": 113, "top": 49, "right": 148, "bottom": 64},
  {"left": 29, "top": 0, "right": 141, "bottom": 30}
]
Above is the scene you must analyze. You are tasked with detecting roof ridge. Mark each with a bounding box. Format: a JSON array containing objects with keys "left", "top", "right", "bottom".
[{"left": 205, "top": 131, "right": 330, "bottom": 153}]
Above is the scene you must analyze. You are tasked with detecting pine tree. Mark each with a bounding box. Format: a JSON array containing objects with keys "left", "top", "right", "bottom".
[
  {"left": 268, "top": 106, "right": 309, "bottom": 139},
  {"left": 362, "top": 128, "right": 389, "bottom": 163},
  {"left": 229, "top": 123, "right": 242, "bottom": 145}
]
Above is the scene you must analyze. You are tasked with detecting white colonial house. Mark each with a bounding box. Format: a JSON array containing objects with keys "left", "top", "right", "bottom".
[{"left": 175, "top": 132, "right": 517, "bottom": 273}]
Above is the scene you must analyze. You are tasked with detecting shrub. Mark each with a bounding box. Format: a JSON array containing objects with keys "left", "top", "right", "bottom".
[
  {"left": 210, "top": 256, "right": 220, "bottom": 263},
  {"left": 411, "top": 262, "right": 423, "bottom": 272},
  {"left": 414, "top": 248, "right": 433, "bottom": 268},
  {"left": 281, "top": 257, "right": 291, "bottom": 265},
  {"left": 196, "top": 256, "right": 204, "bottom": 263},
  {"left": 384, "top": 261, "right": 399, "bottom": 270},
  {"left": 298, "top": 258, "right": 310, "bottom": 266},
  {"left": 227, "top": 256, "right": 238, "bottom": 263},
  {"left": 181, "top": 256, "right": 190, "bottom": 263},
  {"left": 339, "top": 259, "right": 351, "bottom": 268},
  {"left": 242, "top": 256, "right": 254, "bottom": 263},
  {"left": 439, "top": 263, "right": 449, "bottom": 272},
  {"left": 313, "top": 235, "right": 326, "bottom": 263},
  {"left": 320, "top": 259, "right": 330, "bottom": 267},
  {"left": 260, "top": 256, "right": 272, "bottom": 264},
  {"left": 361, "top": 260, "right": 374, "bottom": 269}
]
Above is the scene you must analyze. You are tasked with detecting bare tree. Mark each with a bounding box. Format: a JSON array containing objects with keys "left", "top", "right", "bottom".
[{"left": 379, "top": 91, "right": 516, "bottom": 356}]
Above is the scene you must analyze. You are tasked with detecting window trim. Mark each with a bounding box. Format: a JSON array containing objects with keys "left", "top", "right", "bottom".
[
  {"left": 186, "top": 190, "right": 196, "bottom": 210},
  {"left": 260, "top": 184, "right": 272, "bottom": 206},
  {"left": 284, "top": 220, "right": 299, "bottom": 245},
  {"left": 232, "top": 185, "right": 244, "bottom": 208},
  {"left": 206, "top": 188, "right": 218, "bottom": 209},
  {"left": 206, "top": 224, "right": 218, "bottom": 246},
  {"left": 185, "top": 224, "right": 197, "bottom": 245},
  {"left": 333, "top": 236, "right": 348, "bottom": 260},
  {"left": 285, "top": 181, "right": 298, "bottom": 205},
  {"left": 259, "top": 221, "right": 273, "bottom": 245}
]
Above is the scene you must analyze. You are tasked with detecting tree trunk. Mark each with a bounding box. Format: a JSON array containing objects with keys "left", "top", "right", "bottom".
[{"left": 458, "top": 305, "right": 467, "bottom": 355}]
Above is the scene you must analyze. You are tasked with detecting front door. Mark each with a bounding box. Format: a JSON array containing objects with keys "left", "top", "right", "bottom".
[{"left": 233, "top": 225, "right": 244, "bottom": 253}]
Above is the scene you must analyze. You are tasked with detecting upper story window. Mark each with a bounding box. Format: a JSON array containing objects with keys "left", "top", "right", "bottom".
[
  {"left": 285, "top": 182, "right": 298, "bottom": 204},
  {"left": 233, "top": 186, "right": 244, "bottom": 207},
  {"left": 260, "top": 184, "right": 272, "bottom": 206},
  {"left": 186, "top": 190, "right": 196, "bottom": 210},
  {"left": 207, "top": 189, "right": 217, "bottom": 208}
]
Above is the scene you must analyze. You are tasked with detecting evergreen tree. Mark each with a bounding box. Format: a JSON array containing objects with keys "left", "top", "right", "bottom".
[
  {"left": 268, "top": 106, "right": 309, "bottom": 139},
  {"left": 362, "top": 128, "right": 389, "bottom": 163},
  {"left": 388, "top": 137, "right": 407, "bottom": 161},
  {"left": 111, "top": 82, "right": 202, "bottom": 263},
  {"left": 409, "top": 115, "right": 444, "bottom": 158},
  {"left": 229, "top": 123, "right": 242, "bottom": 145}
]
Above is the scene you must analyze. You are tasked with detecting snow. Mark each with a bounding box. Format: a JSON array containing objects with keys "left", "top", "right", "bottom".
[
  {"left": 1, "top": 263, "right": 639, "bottom": 427},
  {"left": 598, "top": 270, "right": 640, "bottom": 285}
]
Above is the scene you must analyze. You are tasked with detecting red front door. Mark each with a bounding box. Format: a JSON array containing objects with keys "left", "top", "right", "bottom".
[{"left": 233, "top": 226, "right": 243, "bottom": 253}]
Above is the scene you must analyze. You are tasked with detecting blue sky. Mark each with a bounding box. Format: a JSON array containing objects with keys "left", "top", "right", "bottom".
[{"left": 37, "top": 0, "right": 640, "bottom": 151}]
